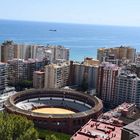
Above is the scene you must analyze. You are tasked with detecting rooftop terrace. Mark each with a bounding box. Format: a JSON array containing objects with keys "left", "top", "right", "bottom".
[{"left": 71, "top": 119, "right": 122, "bottom": 140}]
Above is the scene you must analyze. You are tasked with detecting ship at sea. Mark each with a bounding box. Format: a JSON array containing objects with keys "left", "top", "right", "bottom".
[
  {"left": 0, "top": 20, "right": 140, "bottom": 61},
  {"left": 49, "top": 29, "right": 57, "bottom": 32}
]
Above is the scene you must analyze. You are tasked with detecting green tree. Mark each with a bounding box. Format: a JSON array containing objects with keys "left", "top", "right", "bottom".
[
  {"left": 0, "top": 113, "right": 38, "bottom": 140},
  {"left": 17, "top": 128, "right": 38, "bottom": 140},
  {"left": 46, "top": 134, "right": 58, "bottom": 140},
  {"left": 21, "top": 80, "right": 33, "bottom": 88}
]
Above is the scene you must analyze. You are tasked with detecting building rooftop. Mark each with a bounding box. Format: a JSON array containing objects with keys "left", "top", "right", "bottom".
[
  {"left": 100, "top": 62, "right": 119, "bottom": 70},
  {"left": 0, "top": 62, "right": 7, "bottom": 65},
  {"left": 71, "top": 119, "right": 122, "bottom": 140},
  {"left": 123, "top": 119, "right": 140, "bottom": 140},
  {"left": 98, "top": 103, "right": 135, "bottom": 126},
  {"left": 34, "top": 71, "right": 45, "bottom": 74},
  {"left": 47, "top": 45, "right": 69, "bottom": 49},
  {"left": 73, "top": 62, "right": 99, "bottom": 68},
  {"left": 98, "top": 46, "right": 134, "bottom": 50},
  {"left": 119, "top": 71, "right": 140, "bottom": 80},
  {"left": 116, "top": 102, "right": 135, "bottom": 112},
  {"left": 46, "top": 62, "right": 69, "bottom": 68}
]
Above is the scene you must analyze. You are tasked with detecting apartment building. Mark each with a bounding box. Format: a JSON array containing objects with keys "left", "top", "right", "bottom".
[
  {"left": 97, "top": 46, "right": 136, "bottom": 63},
  {"left": 115, "top": 72, "right": 140, "bottom": 108},
  {"left": 1, "top": 41, "right": 18, "bottom": 62},
  {"left": 33, "top": 71, "right": 45, "bottom": 88},
  {"left": 0, "top": 63, "right": 8, "bottom": 94},
  {"left": 29, "top": 45, "right": 69, "bottom": 62},
  {"left": 84, "top": 57, "right": 100, "bottom": 66},
  {"left": 96, "top": 62, "right": 121, "bottom": 107},
  {"left": 44, "top": 62, "right": 70, "bottom": 89},
  {"left": 46, "top": 45, "right": 69, "bottom": 62},
  {"left": 0, "top": 45, "right": 1, "bottom": 62},
  {"left": 69, "top": 59, "right": 99, "bottom": 90},
  {"left": 7, "top": 58, "right": 45, "bottom": 85},
  {"left": 0, "top": 41, "right": 69, "bottom": 63},
  {"left": 126, "top": 63, "right": 140, "bottom": 78},
  {"left": 7, "top": 59, "right": 24, "bottom": 84},
  {"left": 16, "top": 44, "right": 31, "bottom": 60},
  {"left": 121, "top": 119, "right": 140, "bottom": 140}
]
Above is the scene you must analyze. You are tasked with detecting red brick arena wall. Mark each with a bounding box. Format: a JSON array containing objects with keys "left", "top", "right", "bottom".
[{"left": 4, "top": 89, "right": 103, "bottom": 134}]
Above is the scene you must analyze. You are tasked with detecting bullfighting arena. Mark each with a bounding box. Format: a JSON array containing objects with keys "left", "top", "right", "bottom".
[
  {"left": 4, "top": 89, "right": 103, "bottom": 134},
  {"left": 32, "top": 107, "right": 75, "bottom": 114}
]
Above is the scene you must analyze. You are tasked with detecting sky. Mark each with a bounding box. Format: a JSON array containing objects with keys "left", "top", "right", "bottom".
[{"left": 0, "top": 0, "right": 140, "bottom": 26}]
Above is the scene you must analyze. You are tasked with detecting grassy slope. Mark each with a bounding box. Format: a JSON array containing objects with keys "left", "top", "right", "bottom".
[{"left": 37, "top": 129, "right": 71, "bottom": 140}]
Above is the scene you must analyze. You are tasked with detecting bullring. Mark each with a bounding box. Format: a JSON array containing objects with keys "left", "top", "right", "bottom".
[{"left": 4, "top": 89, "right": 103, "bottom": 134}]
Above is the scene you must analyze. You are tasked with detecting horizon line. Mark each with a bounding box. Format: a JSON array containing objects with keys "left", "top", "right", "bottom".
[{"left": 0, "top": 18, "right": 140, "bottom": 28}]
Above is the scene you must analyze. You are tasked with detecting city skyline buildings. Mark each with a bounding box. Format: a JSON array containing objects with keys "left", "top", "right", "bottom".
[
  {"left": 0, "top": 1, "right": 140, "bottom": 138},
  {"left": 0, "top": 40, "right": 140, "bottom": 139},
  {"left": 0, "top": 40, "right": 140, "bottom": 106},
  {"left": 97, "top": 46, "right": 136, "bottom": 64},
  {"left": 0, "top": 41, "right": 69, "bottom": 63}
]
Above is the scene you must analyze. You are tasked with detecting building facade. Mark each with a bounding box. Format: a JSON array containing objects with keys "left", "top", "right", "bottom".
[
  {"left": 97, "top": 46, "right": 136, "bottom": 64},
  {"left": 33, "top": 71, "right": 45, "bottom": 88},
  {"left": 121, "top": 119, "right": 140, "bottom": 140},
  {"left": 31, "top": 45, "right": 69, "bottom": 62},
  {"left": 0, "top": 63, "right": 8, "bottom": 94},
  {"left": 97, "top": 62, "right": 121, "bottom": 107},
  {"left": 0, "top": 41, "right": 69, "bottom": 63},
  {"left": 46, "top": 45, "right": 69, "bottom": 62},
  {"left": 45, "top": 62, "right": 70, "bottom": 88},
  {"left": 69, "top": 61, "right": 99, "bottom": 90},
  {"left": 115, "top": 72, "right": 140, "bottom": 108},
  {"left": 1, "top": 41, "right": 18, "bottom": 62},
  {"left": 126, "top": 63, "right": 140, "bottom": 78},
  {"left": 7, "top": 59, "right": 24, "bottom": 84},
  {"left": 7, "top": 58, "right": 46, "bottom": 85}
]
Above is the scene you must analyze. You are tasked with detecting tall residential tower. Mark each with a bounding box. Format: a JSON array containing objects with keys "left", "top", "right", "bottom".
[
  {"left": 44, "top": 62, "right": 70, "bottom": 89},
  {"left": 0, "top": 63, "right": 8, "bottom": 94},
  {"left": 97, "top": 62, "right": 121, "bottom": 107}
]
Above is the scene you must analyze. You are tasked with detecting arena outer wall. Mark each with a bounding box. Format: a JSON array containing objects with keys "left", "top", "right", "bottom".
[{"left": 4, "top": 89, "right": 103, "bottom": 134}]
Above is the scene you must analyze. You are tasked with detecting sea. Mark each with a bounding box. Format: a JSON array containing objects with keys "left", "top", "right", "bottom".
[{"left": 0, "top": 19, "right": 140, "bottom": 61}]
